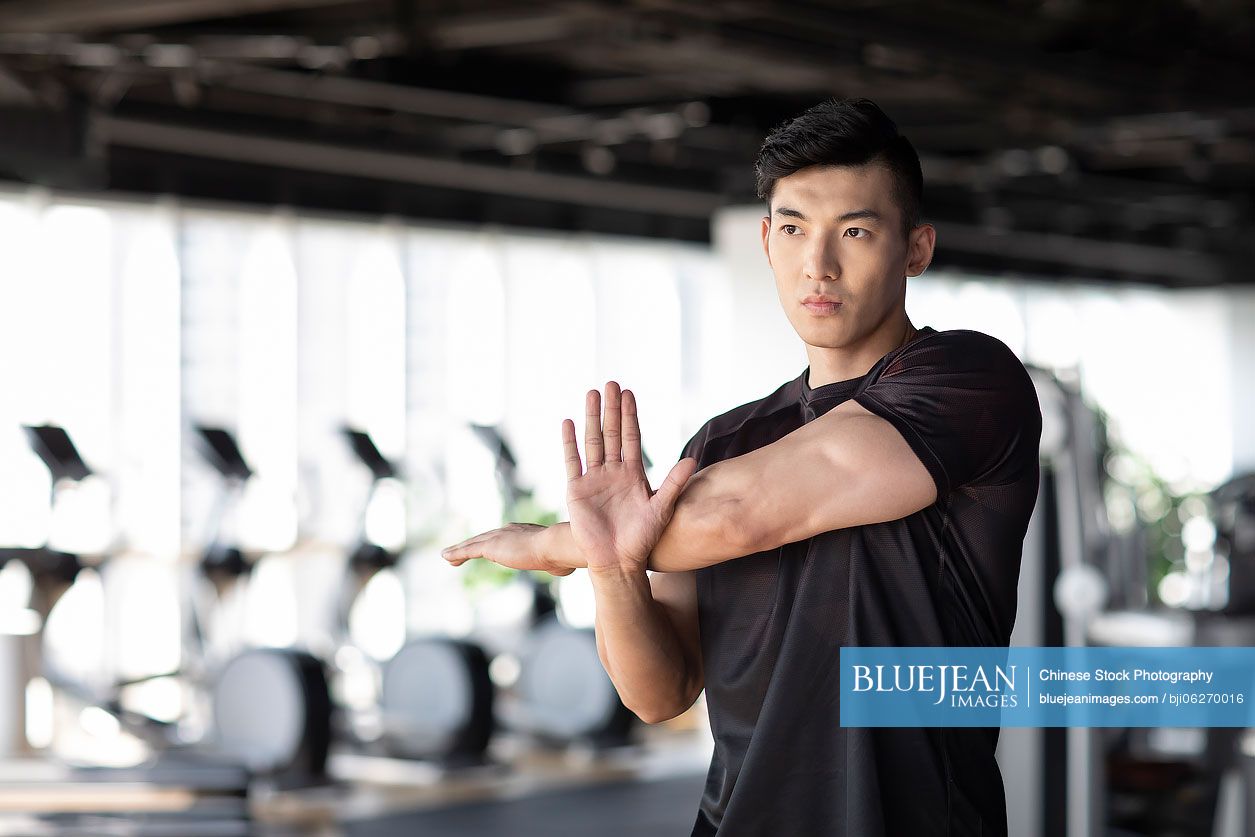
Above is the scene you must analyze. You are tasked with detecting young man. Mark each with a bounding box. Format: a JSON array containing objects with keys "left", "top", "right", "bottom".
[{"left": 442, "top": 98, "right": 1042, "bottom": 836}]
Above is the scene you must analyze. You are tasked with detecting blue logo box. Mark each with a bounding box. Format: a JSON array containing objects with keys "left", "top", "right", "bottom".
[{"left": 839, "top": 647, "right": 1255, "bottom": 727}]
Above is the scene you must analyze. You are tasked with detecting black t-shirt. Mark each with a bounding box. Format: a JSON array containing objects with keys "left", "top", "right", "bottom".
[{"left": 683, "top": 326, "right": 1042, "bottom": 837}]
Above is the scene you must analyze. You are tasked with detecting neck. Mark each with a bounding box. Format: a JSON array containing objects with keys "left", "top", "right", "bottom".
[{"left": 805, "top": 315, "right": 915, "bottom": 388}]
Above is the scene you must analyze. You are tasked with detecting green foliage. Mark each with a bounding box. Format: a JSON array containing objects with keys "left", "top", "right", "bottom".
[
  {"left": 1094, "top": 404, "right": 1202, "bottom": 605},
  {"left": 461, "top": 558, "right": 524, "bottom": 593},
  {"left": 510, "top": 491, "right": 561, "bottom": 528}
]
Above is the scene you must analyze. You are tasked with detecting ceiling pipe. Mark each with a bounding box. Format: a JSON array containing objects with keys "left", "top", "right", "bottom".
[{"left": 93, "top": 113, "right": 728, "bottom": 218}]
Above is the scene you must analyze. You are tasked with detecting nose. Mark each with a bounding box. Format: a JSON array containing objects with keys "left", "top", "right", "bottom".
[{"left": 801, "top": 234, "right": 840, "bottom": 282}]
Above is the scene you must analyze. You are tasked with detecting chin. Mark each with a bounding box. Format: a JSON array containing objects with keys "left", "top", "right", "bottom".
[{"left": 799, "top": 332, "right": 850, "bottom": 350}]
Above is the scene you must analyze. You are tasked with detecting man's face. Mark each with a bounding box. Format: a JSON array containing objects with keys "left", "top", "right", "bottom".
[{"left": 760, "top": 163, "right": 933, "bottom": 350}]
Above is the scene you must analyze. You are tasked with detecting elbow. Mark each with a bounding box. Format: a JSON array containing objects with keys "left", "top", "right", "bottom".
[
  {"left": 622, "top": 692, "right": 681, "bottom": 725},
  {"left": 625, "top": 681, "right": 702, "bottom": 725},
  {"left": 630, "top": 696, "right": 693, "bottom": 725},
  {"left": 633, "top": 707, "right": 672, "bottom": 725}
]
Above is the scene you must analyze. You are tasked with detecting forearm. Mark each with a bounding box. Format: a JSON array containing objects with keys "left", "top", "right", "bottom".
[{"left": 589, "top": 566, "right": 694, "bottom": 723}]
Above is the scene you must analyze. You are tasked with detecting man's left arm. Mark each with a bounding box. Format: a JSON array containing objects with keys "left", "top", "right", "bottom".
[{"left": 542, "top": 399, "right": 936, "bottom": 573}]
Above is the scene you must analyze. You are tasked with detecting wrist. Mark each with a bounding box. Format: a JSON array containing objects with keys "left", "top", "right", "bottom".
[
  {"left": 587, "top": 560, "right": 649, "bottom": 585},
  {"left": 539, "top": 522, "right": 586, "bottom": 571}
]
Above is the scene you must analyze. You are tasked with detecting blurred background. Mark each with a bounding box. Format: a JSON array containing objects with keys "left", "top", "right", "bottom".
[{"left": 0, "top": 1, "right": 1252, "bottom": 835}]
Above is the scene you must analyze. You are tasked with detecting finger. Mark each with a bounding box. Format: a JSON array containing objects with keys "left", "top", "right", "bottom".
[
  {"left": 585, "top": 388, "right": 604, "bottom": 468},
  {"left": 562, "top": 418, "right": 582, "bottom": 481},
  {"left": 621, "top": 389, "right": 642, "bottom": 465},
  {"left": 441, "top": 533, "right": 492, "bottom": 563},
  {"left": 442, "top": 549, "right": 475, "bottom": 566},
  {"left": 603, "top": 381, "right": 622, "bottom": 463},
  {"left": 652, "top": 457, "right": 699, "bottom": 518},
  {"left": 443, "top": 532, "right": 490, "bottom": 551},
  {"left": 442, "top": 545, "right": 478, "bottom": 565}
]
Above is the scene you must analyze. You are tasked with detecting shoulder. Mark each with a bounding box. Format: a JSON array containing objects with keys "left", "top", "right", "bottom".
[
  {"left": 902, "top": 327, "right": 1019, "bottom": 362},
  {"left": 881, "top": 328, "right": 1030, "bottom": 383},
  {"left": 860, "top": 328, "right": 1041, "bottom": 431}
]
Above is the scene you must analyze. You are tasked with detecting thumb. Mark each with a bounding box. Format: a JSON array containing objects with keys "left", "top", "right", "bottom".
[{"left": 651, "top": 457, "right": 699, "bottom": 519}]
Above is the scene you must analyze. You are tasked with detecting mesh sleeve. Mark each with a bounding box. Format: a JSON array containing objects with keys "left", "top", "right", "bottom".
[{"left": 852, "top": 330, "right": 1042, "bottom": 496}]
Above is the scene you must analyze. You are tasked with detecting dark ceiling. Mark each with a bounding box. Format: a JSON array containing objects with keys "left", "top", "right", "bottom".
[{"left": 0, "top": 0, "right": 1252, "bottom": 286}]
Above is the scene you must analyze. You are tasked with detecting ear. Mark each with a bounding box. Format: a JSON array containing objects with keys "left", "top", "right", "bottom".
[
  {"left": 905, "top": 223, "right": 936, "bottom": 278},
  {"left": 760, "top": 215, "right": 772, "bottom": 266}
]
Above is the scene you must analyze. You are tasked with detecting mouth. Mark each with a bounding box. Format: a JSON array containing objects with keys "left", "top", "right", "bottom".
[{"left": 801, "top": 301, "right": 842, "bottom": 315}]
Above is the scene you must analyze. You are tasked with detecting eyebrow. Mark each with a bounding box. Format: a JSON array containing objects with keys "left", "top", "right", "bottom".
[{"left": 773, "top": 207, "right": 883, "bottom": 223}]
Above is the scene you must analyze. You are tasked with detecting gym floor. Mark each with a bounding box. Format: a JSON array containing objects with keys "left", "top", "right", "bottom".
[
  {"left": 0, "top": 727, "right": 713, "bottom": 837},
  {"left": 323, "top": 774, "right": 706, "bottom": 837},
  {"left": 252, "top": 731, "right": 713, "bottom": 837}
]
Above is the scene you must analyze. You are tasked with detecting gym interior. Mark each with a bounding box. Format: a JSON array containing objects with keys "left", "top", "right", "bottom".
[{"left": 1, "top": 2, "right": 1253, "bottom": 835}]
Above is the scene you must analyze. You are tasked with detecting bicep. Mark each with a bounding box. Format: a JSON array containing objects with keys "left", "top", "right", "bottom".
[
  {"left": 648, "top": 569, "right": 703, "bottom": 702},
  {"left": 739, "top": 399, "right": 937, "bottom": 552}
]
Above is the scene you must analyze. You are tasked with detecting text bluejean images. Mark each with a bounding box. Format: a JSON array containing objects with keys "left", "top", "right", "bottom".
[{"left": 840, "top": 647, "right": 1255, "bottom": 727}]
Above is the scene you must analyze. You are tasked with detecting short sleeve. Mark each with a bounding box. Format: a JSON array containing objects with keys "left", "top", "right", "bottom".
[
  {"left": 679, "top": 422, "right": 711, "bottom": 470},
  {"left": 852, "top": 329, "right": 1042, "bottom": 497}
]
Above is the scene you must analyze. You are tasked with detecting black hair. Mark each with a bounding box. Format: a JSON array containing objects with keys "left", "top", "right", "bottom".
[{"left": 754, "top": 98, "right": 923, "bottom": 237}]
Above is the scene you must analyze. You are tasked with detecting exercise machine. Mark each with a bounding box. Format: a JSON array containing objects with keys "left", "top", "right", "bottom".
[
  {"left": 999, "top": 369, "right": 1112, "bottom": 837},
  {"left": 0, "top": 423, "right": 252, "bottom": 836},
  {"left": 331, "top": 427, "right": 495, "bottom": 765},
  {"left": 189, "top": 425, "right": 333, "bottom": 786}
]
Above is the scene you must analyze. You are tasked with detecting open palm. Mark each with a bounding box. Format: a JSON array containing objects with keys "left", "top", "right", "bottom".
[{"left": 563, "top": 381, "right": 697, "bottom": 573}]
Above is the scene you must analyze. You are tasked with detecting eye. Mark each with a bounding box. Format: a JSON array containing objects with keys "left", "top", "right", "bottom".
[
  {"left": 844, "top": 227, "right": 868, "bottom": 238},
  {"left": 780, "top": 224, "right": 800, "bottom": 235}
]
